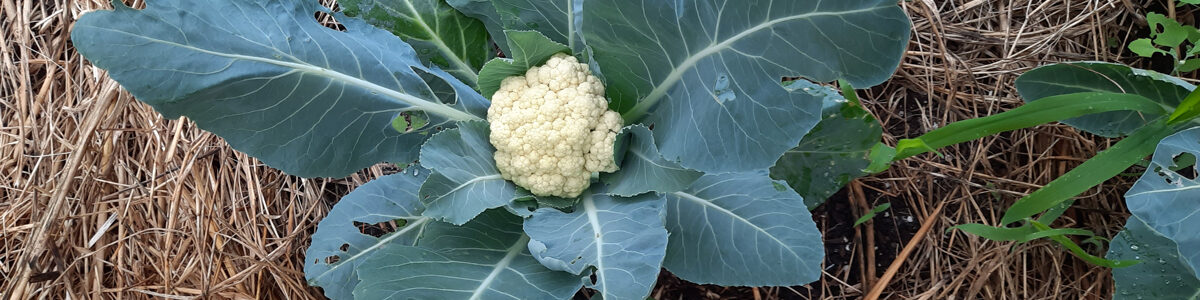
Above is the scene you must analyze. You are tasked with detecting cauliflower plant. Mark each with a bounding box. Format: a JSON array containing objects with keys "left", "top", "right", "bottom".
[{"left": 487, "top": 53, "right": 622, "bottom": 198}]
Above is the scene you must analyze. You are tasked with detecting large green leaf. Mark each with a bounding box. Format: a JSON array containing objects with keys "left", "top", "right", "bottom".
[
  {"left": 340, "top": 0, "right": 492, "bottom": 87},
  {"left": 304, "top": 168, "right": 431, "bottom": 300},
  {"left": 600, "top": 125, "right": 703, "bottom": 197},
  {"left": 445, "top": 0, "right": 510, "bottom": 54},
  {"left": 583, "top": 0, "right": 910, "bottom": 173},
  {"left": 522, "top": 188, "right": 667, "bottom": 300},
  {"left": 355, "top": 209, "right": 583, "bottom": 299},
  {"left": 492, "top": 0, "right": 585, "bottom": 52},
  {"left": 663, "top": 172, "right": 824, "bottom": 286},
  {"left": 72, "top": 0, "right": 486, "bottom": 178},
  {"left": 1108, "top": 127, "right": 1200, "bottom": 299},
  {"left": 419, "top": 121, "right": 518, "bottom": 225},
  {"left": 771, "top": 80, "right": 881, "bottom": 209},
  {"left": 1015, "top": 62, "right": 1192, "bottom": 137}
]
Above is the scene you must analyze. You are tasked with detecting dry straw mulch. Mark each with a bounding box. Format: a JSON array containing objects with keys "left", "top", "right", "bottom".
[{"left": 0, "top": 0, "right": 1168, "bottom": 299}]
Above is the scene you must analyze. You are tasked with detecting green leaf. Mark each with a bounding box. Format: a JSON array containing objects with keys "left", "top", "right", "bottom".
[
  {"left": 340, "top": 0, "right": 491, "bottom": 87},
  {"left": 1015, "top": 62, "right": 1192, "bottom": 137},
  {"left": 952, "top": 223, "right": 1036, "bottom": 242},
  {"left": 1107, "top": 127, "right": 1200, "bottom": 298},
  {"left": 601, "top": 125, "right": 703, "bottom": 197},
  {"left": 954, "top": 221, "right": 1133, "bottom": 268},
  {"left": 663, "top": 172, "right": 824, "bottom": 286},
  {"left": 476, "top": 30, "right": 570, "bottom": 98},
  {"left": 1130, "top": 38, "right": 1167, "bottom": 58},
  {"left": 854, "top": 203, "right": 891, "bottom": 226},
  {"left": 304, "top": 168, "right": 432, "bottom": 300},
  {"left": 72, "top": 0, "right": 487, "bottom": 178},
  {"left": 418, "top": 121, "right": 518, "bottom": 225},
  {"left": 445, "top": 0, "right": 511, "bottom": 54},
  {"left": 522, "top": 188, "right": 667, "bottom": 300},
  {"left": 355, "top": 209, "right": 583, "bottom": 299},
  {"left": 585, "top": 0, "right": 910, "bottom": 173},
  {"left": 893, "top": 92, "right": 1168, "bottom": 160},
  {"left": 1181, "top": 58, "right": 1200, "bottom": 73},
  {"left": 1001, "top": 119, "right": 1176, "bottom": 224},
  {"left": 951, "top": 223, "right": 1093, "bottom": 243},
  {"left": 771, "top": 80, "right": 882, "bottom": 209},
  {"left": 1027, "top": 220, "right": 1138, "bottom": 268},
  {"left": 492, "top": 0, "right": 585, "bottom": 52},
  {"left": 1170, "top": 87, "right": 1200, "bottom": 125},
  {"left": 865, "top": 143, "right": 897, "bottom": 174},
  {"left": 1148, "top": 13, "right": 1190, "bottom": 48}
]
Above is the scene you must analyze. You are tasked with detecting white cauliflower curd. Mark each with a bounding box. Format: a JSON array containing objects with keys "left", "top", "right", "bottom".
[{"left": 487, "top": 53, "right": 622, "bottom": 198}]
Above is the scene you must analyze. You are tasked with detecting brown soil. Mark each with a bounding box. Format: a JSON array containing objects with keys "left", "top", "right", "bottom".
[{"left": 1, "top": 0, "right": 1182, "bottom": 299}]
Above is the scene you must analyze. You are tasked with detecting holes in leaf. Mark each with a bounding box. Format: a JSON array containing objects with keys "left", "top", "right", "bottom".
[
  {"left": 353, "top": 219, "right": 408, "bottom": 238},
  {"left": 392, "top": 111, "right": 430, "bottom": 133},
  {"left": 1171, "top": 152, "right": 1198, "bottom": 180},
  {"left": 324, "top": 255, "right": 341, "bottom": 264},
  {"left": 339, "top": 243, "right": 350, "bottom": 252},
  {"left": 313, "top": 11, "right": 346, "bottom": 32}
]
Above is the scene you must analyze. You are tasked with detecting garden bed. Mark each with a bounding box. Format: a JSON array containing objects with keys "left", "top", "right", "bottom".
[{"left": 0, "top": 0, "right": 1167, "bottom": 298}]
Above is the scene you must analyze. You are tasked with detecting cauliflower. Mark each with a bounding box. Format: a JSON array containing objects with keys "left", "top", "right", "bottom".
[{"left": 488, "top": 53, "right": 622, "bottom": 198}]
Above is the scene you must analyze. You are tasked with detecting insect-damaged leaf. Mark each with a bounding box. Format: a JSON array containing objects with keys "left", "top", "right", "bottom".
[{"left": 305, "top": 168, "right": 432, "bottom": 299}]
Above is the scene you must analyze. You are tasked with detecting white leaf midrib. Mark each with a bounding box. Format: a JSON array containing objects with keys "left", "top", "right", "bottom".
[
  {"left": 628, "top": 6, "right": 887, "bottom": 117},
  {"left": 468, "top": 235, "right": 530, "bottom": 300},
  {"left": 312, "top": 217, "right": 430, "bottom": 281},
  {"left": 396, "top": 0, "right": 480, "bottom": 84},
  {"left": 581, "top": 193, "right": 610, "bottom": 294},
  {"left": 670, "top": 190, "right": 804, "bottom": 262},
  {"left": 83, "top": 25, "right": 483, "bottom": 122}
]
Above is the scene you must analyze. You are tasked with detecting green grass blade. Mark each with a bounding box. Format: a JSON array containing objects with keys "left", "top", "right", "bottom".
[
  {"left": 853, "top": 202, "right": 891, "bottom": 226},
  {"left": 952, "top": 223, "right": 1094, "bottom": 243},
  {"left": 1000, "top": 119, "right": 1174, "bottom": 224},
  {"left": 1028, "top": 221, "right": 1140, "bottom": 268},
  {"left": 1168, "top": 86, "right": 1200, "bottom": 125},
  {"left": 894, "top": 92, "right": 1166, "bottom": 160}
]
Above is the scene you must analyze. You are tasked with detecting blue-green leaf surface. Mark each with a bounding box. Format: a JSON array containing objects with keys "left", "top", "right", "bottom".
[
  {"left": 771, "top": 80, "right": 881, "bottom": 209},
  {"left": 663, "top": 172, "right": 824, "bottom": 286},
  {"left": 1108, "top": 127, "right": 1200, "bottom": 299},
  {"left": 583, "top": 0, "right": 910, "bottom": 173},
  {"left": 304, "top": 168, "right": 431, "bottom": 300},
  {"left": 445, "top": 0, "right": 510, "bottom": 54},
  {"left": 492, "top": 0, "right": 585, "bottom": 52},
  {"left": 522, "top": 188, "right": 667, "bottom": 300},
  {"left": 355, "top": 209, "right": 583, "bottom": 299},
  {"left": 1109, "top": 218, "right": 1200, "bottom": 299},
  {"left": 419, "top": 121, "right": 517, "bottom": 225},
  {"left": 340, "top": 0, "right": 492, "bottom": 86},
  {"left": 600, "top": 125, "right": 703, "bottom": 197},
  {"left": 72, "top": 0, "right": 487, "bottom": 178},
  {"left": 1015, "top": 62, "right": 1192, "bottom": 137}
]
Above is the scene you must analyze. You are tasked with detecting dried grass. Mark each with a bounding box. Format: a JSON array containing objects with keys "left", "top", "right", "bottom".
[{"left": 0, "top": 0, "right": 1170, "bottom": 299}]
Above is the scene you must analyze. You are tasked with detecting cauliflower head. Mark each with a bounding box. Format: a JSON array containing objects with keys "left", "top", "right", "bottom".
[{"left": 488, "top": 53, "right": 622, "bottom": 198}]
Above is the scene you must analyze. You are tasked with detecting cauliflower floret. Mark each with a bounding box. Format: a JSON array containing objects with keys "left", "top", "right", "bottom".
[{"left": 488, "top": 53, "right": 622, "bottom": 198}]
